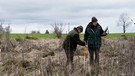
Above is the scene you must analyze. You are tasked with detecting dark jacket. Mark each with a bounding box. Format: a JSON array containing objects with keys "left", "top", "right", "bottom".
[
  {"left": 84, "top": 22, "right": 106, "bottom": 48},
  {"left": 63, "top": 28, "right": 85, "bottom": 51}
]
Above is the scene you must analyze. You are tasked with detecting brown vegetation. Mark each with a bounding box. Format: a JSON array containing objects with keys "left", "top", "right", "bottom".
[{"left": 0, "top": 37, "right": 134, "bottom": 76}]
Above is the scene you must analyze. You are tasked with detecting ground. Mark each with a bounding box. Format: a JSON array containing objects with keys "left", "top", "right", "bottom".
[{"left": 0, "top": 36, "right": 135, "bottom": 76}]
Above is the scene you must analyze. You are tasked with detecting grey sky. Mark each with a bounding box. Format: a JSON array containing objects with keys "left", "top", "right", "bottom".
[{"left": 0, "top": 0, "right": 135, "bottom": 33}]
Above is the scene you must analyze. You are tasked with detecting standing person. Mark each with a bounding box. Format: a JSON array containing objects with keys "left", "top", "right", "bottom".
[
  {"left": 63, "top": 25, "right": 85, "bottom": 73},
  {"left": 84, "top": 17, "right": 107, "bottom": 75}
]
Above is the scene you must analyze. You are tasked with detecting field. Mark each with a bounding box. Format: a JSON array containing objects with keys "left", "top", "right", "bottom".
[
  {"left": 0, "top": 37, "right": 135, "bottom": 76},
  {"left": 0, "top": 33, "right": 135, "bottom": 76},
  {"left": 104, "top": 33, "right": 135, "bottom": 38},
  {"left": 3, "top": 33, "right": 135, "bottom": 39}
]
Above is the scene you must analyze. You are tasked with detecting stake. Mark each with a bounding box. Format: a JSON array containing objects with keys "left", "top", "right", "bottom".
[{"left": 84, "top": 45, "right": 86, "bottom": 69}]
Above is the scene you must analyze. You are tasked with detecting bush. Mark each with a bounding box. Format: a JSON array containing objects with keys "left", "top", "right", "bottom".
[
  {"left": 42, "top": 51, "right": 55, "bottom": 58},
  {"left": 25, "top": 36, "right": 38, "bottom": 40},
  {"left": 19, "top": 60, "right": 31, "bottom": 68},
  {"left": 19, "top": 60, "right": 38, "bottom": 72},
  {"left": 0, "top": 24, "right": 5, "bottom": 38},
  {"left": 2, "top": 59, "right": 17, "bottom": 66},
  {"left": 45, "top": 30, "right": 49, "bottom": 34},
  {"left": 52, "top": 23, "right": 64, "bottom": 38},
  {"left": 2, "top": 59, "right": 38, "bottom": 73}
]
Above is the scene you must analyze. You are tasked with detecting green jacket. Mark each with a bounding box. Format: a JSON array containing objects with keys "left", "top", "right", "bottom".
[
  {"left": 63, "top": 28, "right": 85, "bottom": 51},
  {"left": 84, "top": 22, "right": 105, "bottom": 48}
]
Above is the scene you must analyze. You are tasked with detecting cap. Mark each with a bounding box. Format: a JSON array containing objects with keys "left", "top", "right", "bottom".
[
  {"left": 77, "top": 25, "right": 83, "bottom": 32},
  {"left": 91, "top": 17, "right": 98, "bottom": 22}
]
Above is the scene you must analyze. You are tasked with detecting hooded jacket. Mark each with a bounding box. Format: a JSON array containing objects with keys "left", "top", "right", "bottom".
[
  {"left": 84, "top": 22, "right": 105, "bottom": 48},
  {"left": 63, "top": 28, "right": 85, "bottom": 51}
]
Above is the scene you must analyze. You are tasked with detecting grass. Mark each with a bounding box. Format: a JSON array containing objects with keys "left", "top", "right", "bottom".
[
  {"left": 3, "top": 33, "right": 56, "bottom": 39},
  {"left": 81, "top": 33, "right": 135, "bottom": 38},
  {"left": 104, "top": 33, "right": 135, "bottom": 38},
  {"left": 2, "top": 33, "right": 135, "bottom": 39}
]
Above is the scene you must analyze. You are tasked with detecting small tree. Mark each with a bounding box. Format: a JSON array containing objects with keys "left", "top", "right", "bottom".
[
  {"left": 0, "top": 20, "right": 5, "bottom": 38},
  {"left": 117, "top": 13, "right": 132, "bottom": 33},
  {"left": 5, "top": 26, "right": 11, "bottom": 34},
  {"left": 37, "top": 31, "right": 40, "bottom": 34},
  {"left": 31, "top": 31, "right": 36, "bottom": 34},
  {"left": 5, "top": 25, "right": 11, "bottom": 41},
  {"left": 5, "top": 25, "right": 12, "bottom": 51},
  {"left": 51, "top": 23, "right": 64, "bottom": 38},
  {"left": 45, "top": 30, "right": 49, "bottom": 34},
  {"left": 31, "top": 30, "right": 40, "bottom": 34}
]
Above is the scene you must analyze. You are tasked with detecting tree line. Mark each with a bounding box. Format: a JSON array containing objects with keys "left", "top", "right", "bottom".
[{"left": 0, "top": 13, "right": 134, "bottom": 39}]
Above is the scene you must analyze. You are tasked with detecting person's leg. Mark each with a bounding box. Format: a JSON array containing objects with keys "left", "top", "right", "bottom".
[
  {"left": 89, "top": 48, "right": 94, "bottom": 66},
  {"left": 65, "top": 51, "right": 74, "bottom": 65},
  {"left": 95, "top": 48, "right": 99, "bottom": 66},
  {"left": 69, "top": 51, "right": 74, "bottom": 73},
  {"left": 89, "top": 48, "right": 95, "bottom": 76},
  {"left": 95, "top": 48, "right": 100, "bottom": 76},
  {"left": 65, "top": 50, "right": 69, "bottom": 66},
  {"left": 65, "top": 50, "right": 74, "bottom": 74},
  {"left": 70, "top": 51, "right": 74, "bottom": 63},
  {"left": 64, "top": 49, "right": 74, "bottom": 75}
]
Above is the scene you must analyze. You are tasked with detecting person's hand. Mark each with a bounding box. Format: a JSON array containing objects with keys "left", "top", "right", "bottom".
[
  {"left": 84, "top": 41, "right": 86, "bottom": 45},
  {"left": 103, "top": 32, "right": 107, "bottom": 36}
]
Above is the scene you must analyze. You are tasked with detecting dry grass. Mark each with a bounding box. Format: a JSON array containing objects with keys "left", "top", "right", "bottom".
[{"left": 0, "top": 37, "right": 134, "bottom": 76}]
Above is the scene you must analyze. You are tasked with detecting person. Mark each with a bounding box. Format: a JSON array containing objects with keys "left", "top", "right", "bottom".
[
  {"left": 62, "top": 25, "right": 85, "bottom": 72},
  {"left": 84, "top": 17, "right": 107, "bottom": 75}
]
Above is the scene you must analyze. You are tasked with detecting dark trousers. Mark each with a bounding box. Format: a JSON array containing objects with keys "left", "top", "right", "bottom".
[
  {"left": 64, "top": 50, "right": 74, "bottom": 65},
  {"left": 64, "top": 49, "right": 74, "bottom": 74},
  {"left": 89, "top": 48, "right": 100, "bottom": 76}
]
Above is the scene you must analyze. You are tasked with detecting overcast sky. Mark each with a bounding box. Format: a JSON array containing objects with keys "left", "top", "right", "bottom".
[{"left": 0, "top": 0, "right": 135, "bottom": 33}]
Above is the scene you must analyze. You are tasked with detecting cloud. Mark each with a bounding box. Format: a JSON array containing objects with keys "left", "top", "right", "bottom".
[{"left": 0, "top": 0, "right": 135, "bottom": 33}]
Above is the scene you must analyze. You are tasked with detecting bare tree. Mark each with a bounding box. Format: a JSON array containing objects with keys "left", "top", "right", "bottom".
[
  {"left": 0, "top": 20, "right": 5, "bottom": 38},
  {"left": 5, "top": 25, "right": 13, "bottom": 51},
  {"left": 5, "top": 25, "right": 11, "bottom": 34},
  {"left": 5, "top": 25, "right": 11, "bottom": 41},
  {"left": 117, "top": 13, "right": 132, "bottom": 33},
  {"left": 51, "top": 23, "right": 64, "bottom": 38}
]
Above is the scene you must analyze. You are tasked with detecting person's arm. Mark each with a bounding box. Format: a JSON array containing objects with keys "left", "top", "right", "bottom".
[
  {"left": 84, "top": 24, "right": 89, "bottom": 42},
  {"left": 98, "top": 24, "right": 107, "bottom": 36},
  {"left": 73, "top": 34, "right": 85, "bottom": 46}
]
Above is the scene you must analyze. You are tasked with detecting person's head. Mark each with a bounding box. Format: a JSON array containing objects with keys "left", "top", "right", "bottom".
[
  {"left": 91, "top": 17, "right": 98, "bottom": 26},
  {"left": 77, "top": 25, "right": 83, "bottom": 33}
]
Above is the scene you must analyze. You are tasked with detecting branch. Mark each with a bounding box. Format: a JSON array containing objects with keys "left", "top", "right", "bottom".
[{"left": 126, "top": 22, "right": 132, "bottom": 28}]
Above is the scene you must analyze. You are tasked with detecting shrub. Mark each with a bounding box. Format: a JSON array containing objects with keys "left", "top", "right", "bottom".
[
  {"left": 19, "top": 60, "right": 31, "bottom": 68},
  {"left": 2, "top": 59, "right": 17, "bottom": 66},
  {"left": 51, "top": 23, "right": 64, "bottom": 38},
  {"left": 42, "top": 51, "right": 55, "bottom": 58}
]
